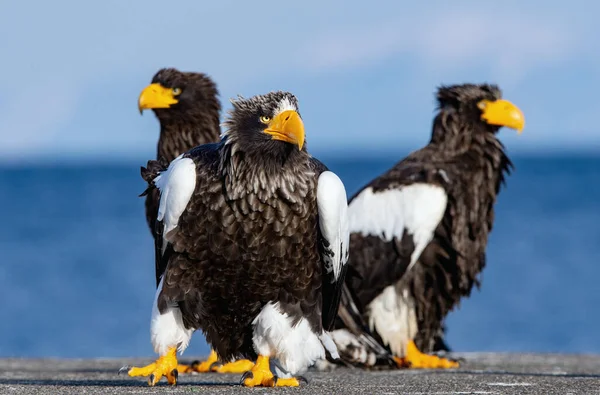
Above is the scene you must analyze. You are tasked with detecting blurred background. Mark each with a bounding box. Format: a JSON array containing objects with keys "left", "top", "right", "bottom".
[{"left": 1, "top": 0, "right": 599, "bottom": 358}]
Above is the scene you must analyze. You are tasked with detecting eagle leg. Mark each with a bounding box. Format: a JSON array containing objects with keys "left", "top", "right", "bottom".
[
  {"left": 126, "top": 346, "right": 179, "bottom": 386},
  {"left": 241, "top": 355, "right": 300, "bottom": 387},
  {"left": 176, "top": 349, "right": 219, "bottom": 373},
  {"left": 400, "top": 340, "right": 459, "bottom": 369}
]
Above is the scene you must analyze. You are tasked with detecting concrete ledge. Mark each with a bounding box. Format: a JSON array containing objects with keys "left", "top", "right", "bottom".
[{"left": 1, "top": 353, "right": 599, "bottom": 394}]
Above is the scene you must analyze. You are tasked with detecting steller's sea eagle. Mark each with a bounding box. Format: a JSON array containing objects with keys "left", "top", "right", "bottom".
[
  {"left": 126, "top": 91, "right": 349, "bottom": 387},
  {"left": 138, "top": 68, "right": 252, "bottom": 374},
  {"left": 330, "top": 83, "right": 524, "bottom": 369}
]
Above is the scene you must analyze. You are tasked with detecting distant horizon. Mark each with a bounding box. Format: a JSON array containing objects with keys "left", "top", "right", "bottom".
[{"left": 1, "top": 145, "right": 598, "bottom": 167}]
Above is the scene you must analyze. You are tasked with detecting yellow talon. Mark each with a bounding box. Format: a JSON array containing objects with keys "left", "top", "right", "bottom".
[
  {"left": 128, "top": 347, "right": 179, "bottom": 386},
  {"left": 393, "top": 356, "right": 411, "bottom": 368},
  {"left": 242, "top": 355, "right": 274, "bottom": 387},
  {"left": 177, "top": 349, "right": 219, "bottom": 374},
  {"left": 403, "top": 340, "right": 459, "bottom": 369},
  {"left": 241, "top": 355, "right": 302, "bottom": 387},
  {"left": 176, "top": 350, "right": 255, "bottom": 375},
  {"left": 213, "top": 358, "right": 255, "bottom": 374},
  {"left": 274, "top": 377, "right": 300, "bottom": 387}
]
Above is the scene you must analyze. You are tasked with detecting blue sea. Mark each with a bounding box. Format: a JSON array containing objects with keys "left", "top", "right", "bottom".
[{"left": 1, "top": 154, "right": 599, "bottom": 358}]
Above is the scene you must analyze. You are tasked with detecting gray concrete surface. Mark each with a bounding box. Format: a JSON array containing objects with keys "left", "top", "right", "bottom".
[{"left": 1, "top": 353, "right": 599, "bottom": 394}]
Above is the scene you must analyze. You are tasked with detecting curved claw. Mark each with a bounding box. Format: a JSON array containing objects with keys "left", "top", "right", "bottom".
[
  {"left": 209, "top": 361, "right": 223, "bottom": 371},
  {"left": 297, "top": 375, "right": 309, "bottom": 384},
  {"left": 181, "top": 350, "right": 220, "bottom": 373},
  {"left": 127, "top": 347, "right": 179, "bottom": 386},
  {"left": 189, "top": 360, "right": 201, "bottom": 370},
  {"left": 240, "top": 370, "right": 254, "bottom": 385}
]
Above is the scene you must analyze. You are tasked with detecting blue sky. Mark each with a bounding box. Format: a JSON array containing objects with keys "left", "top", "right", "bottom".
[{"left": 1, "top": 1, "right": 598, "bottom": 162}]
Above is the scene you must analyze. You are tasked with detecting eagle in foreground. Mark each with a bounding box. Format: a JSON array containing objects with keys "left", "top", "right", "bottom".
[
  {"left": 127, "top": 91, "right": 349, "bottom": 387},
  {"left": 331, "top": 83, "right": 524, "bottom": 369},
  {"left": 138, "top": 68, "right": 253, "bottom": 374}
]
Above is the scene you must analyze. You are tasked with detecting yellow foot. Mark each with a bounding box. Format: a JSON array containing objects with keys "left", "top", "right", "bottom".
[
  {"left": 126, "top": 347, "right": 179, "bottom": 386},
  {"left": 177, "top": 349, "right": 219, "bottom": 374},
  {"left": 273, "top": 378, "right": 300, "bottom": 387},
  {"left": 393, "top": 356, "right": 411, "bottom": 368},
  {"left": 402, "top": 340, "right": 459, "bottom": 369},
  {"left": 213, "top": 359, "right": 255, "bottom": 374},
  {"left": 241, "top": 355, "right": 301, "bottom": 387}
]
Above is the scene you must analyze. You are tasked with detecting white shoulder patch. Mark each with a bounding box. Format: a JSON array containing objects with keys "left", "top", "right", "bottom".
[
  {"left": 348, "top": 184, "right": 447, "bottom": 269},
  {"left": 153, "top": 155, "right": 197, "bottom": 253},
  {"left": 317, "top": 171, "right": 350, "bottom": 282}
]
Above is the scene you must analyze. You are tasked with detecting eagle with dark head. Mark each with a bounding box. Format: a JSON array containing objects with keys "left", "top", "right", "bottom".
[
  {"left": 127, "top": 91, "right": 349, "bottom": 387},
  {"left": 330, "top": 83, "right": 524, "bottom": 369},
  {"left": 138, "top": 68, "right": 255, "bottom": 374},
  {"left": 138, "top": 67, "right": 221, "bottom": 285}
]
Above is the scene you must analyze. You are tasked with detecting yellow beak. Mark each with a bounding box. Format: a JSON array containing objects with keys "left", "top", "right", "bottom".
[
  {"left": 479, "top": 99, "right": 525, "bottom": 133},
  {"left": 264, "top": 110, "right": 305, "bottom": 150},
  {"left": 138, "top": 83, "right": 179, "bottom": 114}
]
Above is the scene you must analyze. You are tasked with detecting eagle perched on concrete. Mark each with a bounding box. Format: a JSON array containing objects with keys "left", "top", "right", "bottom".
[
  {"left": 127, "top": 91, "right": 349, "bottom": 387},
  {"left": 138, "top": 68, "right": 253, "bottom": 374},
  {"left": 331, "top": 83, "right": 524, "bottom": 369}
]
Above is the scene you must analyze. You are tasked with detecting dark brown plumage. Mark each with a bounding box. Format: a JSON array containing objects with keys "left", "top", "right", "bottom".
[
  {"left": 331, "top": 83, "right": 524, "bottom": 369},
  {"left": 138, "top": 68, "right": 221, "bottom": 286},
  {"left": 131, "top": 91, "right": 349, "bottom": 387}
]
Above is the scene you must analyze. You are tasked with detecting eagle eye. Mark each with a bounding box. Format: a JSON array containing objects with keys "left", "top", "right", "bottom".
[
  {"left": 260, "top": 115, "right": 271, "bottom": 124},
  {"left": 477, "top": 100, "right": 489, "bottom": 110},
  {"left": 172, "top": 87, "right": 182, "bottom": 95}
]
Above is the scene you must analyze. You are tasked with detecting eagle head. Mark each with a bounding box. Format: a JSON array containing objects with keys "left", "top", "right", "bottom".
[
  {"left": 222, "top": 91, "right": 306, "bottom": 154},
  {"left": 137, "top": 68, "right": 220, "bottom": 121},
  {"left": 436, "top": 83, "right": 525, "bottom": 133}
]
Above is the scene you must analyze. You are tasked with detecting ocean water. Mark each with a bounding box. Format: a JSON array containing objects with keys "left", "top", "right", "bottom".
[{"left": 1, "top": 154, "right": 599, "bottom": 358}]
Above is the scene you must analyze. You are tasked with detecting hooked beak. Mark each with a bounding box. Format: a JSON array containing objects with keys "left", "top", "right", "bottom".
[
  {"left": 138, "top": 83, "right": 179, "bottom": 114},
  {"left": 263, "top": 110, "right": 305, "bottom": 150},
  {"left": 479, "top": 99, "right": 525, "bottom": 133}
]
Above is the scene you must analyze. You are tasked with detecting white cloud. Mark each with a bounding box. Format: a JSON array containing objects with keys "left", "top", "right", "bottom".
[{"left": 301, "top": 9, "right": 578, "bottom": 85}]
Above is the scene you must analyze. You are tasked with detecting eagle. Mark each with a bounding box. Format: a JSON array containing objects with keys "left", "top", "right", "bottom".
[
  {"left": 138, "top": 67, "right": 221, "bottom": 284},
  {"left": 138, "top": 68, "right": 252, "bottom": 374},
  {"left": 126, "top": 91, "right": 350, "bottom": 387},
  {"left": 330, "top": 83, "right": 524, "bottom": 369}
]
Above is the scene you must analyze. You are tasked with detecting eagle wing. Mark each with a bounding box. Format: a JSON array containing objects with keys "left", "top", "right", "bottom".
[
  {"left": 146, "top": 146, "right": 220, "bottom": 299},
  {"left": 312, "top": 159, "right": 350, "bottom": 331},
  {"left": 346, "top": 160, "right": 450, "bottom": 306},
  {"left": 140, "top": 157, "right": 173, "bottom": 287}
]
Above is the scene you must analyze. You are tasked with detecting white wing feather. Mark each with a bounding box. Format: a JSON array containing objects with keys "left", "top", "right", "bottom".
[
  {"left": 347, "top": 184, "right": 447, "bottom": 270},
  {"left": 153, "top": 154, "right": 197, "bottom": 255},
  {"left": 317, "top": 171, "right": 350, "bottom": 281}
]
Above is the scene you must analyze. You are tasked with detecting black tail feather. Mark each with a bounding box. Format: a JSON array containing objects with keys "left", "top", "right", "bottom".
[{"left": 331, "top": 284, "right": 396, "bottom": 368}]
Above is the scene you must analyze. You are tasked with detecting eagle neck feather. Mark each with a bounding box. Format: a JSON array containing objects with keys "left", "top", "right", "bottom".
[
  {"left": 218, "top": 142, "right": 314, "bottom": 202},
  {"left": 157, "top": 117, "right": 220, "bottom": 162}
]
